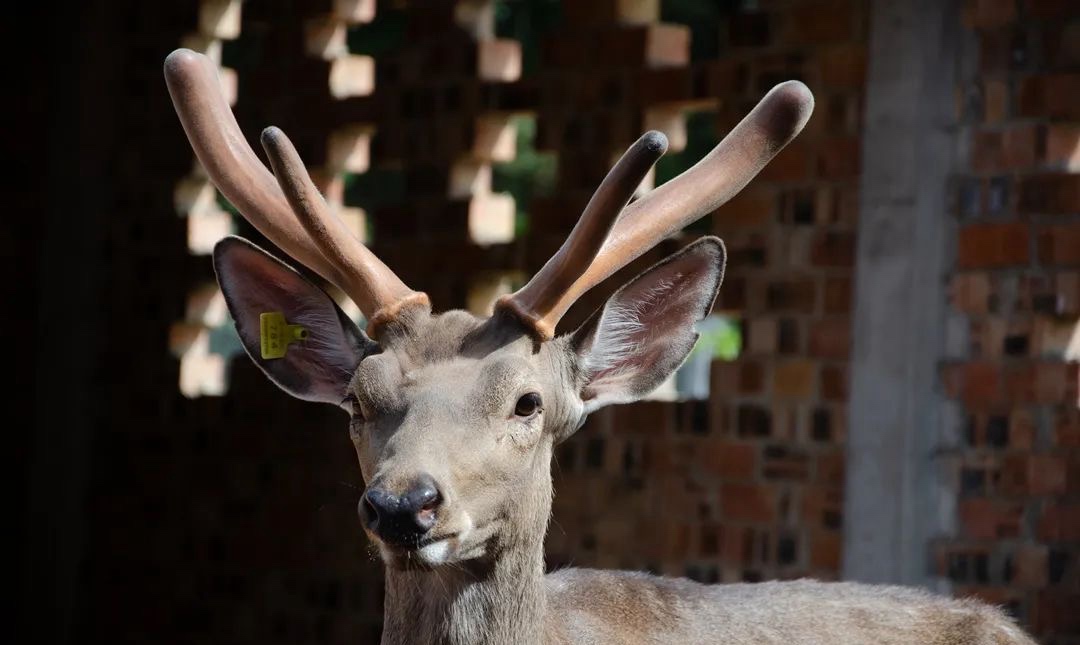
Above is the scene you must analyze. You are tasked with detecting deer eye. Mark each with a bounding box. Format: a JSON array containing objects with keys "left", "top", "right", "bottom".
[{"left": 514, "top": 392, "right": 542, "bottom": 418}]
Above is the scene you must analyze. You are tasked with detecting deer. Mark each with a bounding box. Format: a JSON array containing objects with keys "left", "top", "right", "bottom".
[{"left": 164, "top": 48, "right": 1037, "bottom": 645}]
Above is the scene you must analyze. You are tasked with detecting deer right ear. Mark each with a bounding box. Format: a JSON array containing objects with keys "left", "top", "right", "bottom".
[
  {"left": 212, "top": 236, "right": 375, "bottom": 406},
  {"left": 567, "top": 237, "right": 725, "bottom": 422}
]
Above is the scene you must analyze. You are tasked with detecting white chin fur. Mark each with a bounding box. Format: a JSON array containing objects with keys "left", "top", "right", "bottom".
[{"left": 418, "top": 540, "right": 450, "bottom": 565}]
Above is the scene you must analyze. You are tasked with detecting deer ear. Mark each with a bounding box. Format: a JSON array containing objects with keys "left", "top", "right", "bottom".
[
  {"left": 569, "top": 237, "right": 725, "bottom": 416},
  {"left": 212, "top": 236, "right": 374, "bottom": 406}
]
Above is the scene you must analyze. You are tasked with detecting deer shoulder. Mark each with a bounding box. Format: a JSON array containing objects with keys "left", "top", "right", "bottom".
[{"left": 545, "top": 571, "right": 1035, "bottom": 645}]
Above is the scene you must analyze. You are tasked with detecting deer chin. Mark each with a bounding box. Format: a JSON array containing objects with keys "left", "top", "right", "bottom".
[{"left": 375, "top": 513, "right": 487, "bottom": 570}]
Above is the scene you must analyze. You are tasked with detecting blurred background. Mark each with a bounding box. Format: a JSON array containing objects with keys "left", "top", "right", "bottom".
[{"left": 13, "top": 0, "right": 1079, "bottom": 643}]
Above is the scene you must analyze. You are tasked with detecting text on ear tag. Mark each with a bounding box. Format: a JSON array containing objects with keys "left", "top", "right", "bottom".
[{"left": 260, "top": 311, "right": 309, "bottom": 360}]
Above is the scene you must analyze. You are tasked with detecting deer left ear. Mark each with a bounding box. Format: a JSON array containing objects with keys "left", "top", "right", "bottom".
[
  {"left": 569, "top": 237, "right": 726, "bottom": 416},
  {"left": 213, "top": 236, "right": 375, "bottom": 406}
]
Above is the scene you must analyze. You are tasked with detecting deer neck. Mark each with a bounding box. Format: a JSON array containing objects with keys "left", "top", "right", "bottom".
[{"left": 380, "top": 463, "right": 553, "bottom": 645}]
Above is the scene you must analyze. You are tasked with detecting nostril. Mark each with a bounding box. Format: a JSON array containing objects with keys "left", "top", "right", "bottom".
[
  {"left": 409, "top": 475, "right": 442, "bottom": 531},
  {"left": 419, "top": 492, "right": 440, "bottom": 512}
]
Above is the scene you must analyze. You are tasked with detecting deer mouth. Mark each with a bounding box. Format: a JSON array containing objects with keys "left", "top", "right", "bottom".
[
  {"left": 374, "top": 533, "right": 460, "bottom": 569},
  {"left": 371, "top": 512, "right": 496, "bottom": 569}
]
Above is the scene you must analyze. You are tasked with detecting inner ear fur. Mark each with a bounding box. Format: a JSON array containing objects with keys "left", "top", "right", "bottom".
[{"left": 567, "top": 237, "right": 726, "bottom": 418}]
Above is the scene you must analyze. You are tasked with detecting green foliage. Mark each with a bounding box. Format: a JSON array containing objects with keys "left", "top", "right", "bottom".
[{"left": 691, "top": 315, "right": 743, "bottom": 361}]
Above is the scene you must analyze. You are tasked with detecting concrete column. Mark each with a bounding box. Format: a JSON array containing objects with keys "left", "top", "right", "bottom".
[{"left": 843, "top": 0, "right": 963, "bottom": 589}]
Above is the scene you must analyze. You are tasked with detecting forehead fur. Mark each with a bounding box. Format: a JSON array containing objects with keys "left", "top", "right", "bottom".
[{"left": 378, "top": 309, "right": 543, "bottom": 367}]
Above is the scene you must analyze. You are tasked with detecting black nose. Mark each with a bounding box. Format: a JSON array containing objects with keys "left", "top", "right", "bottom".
[{"left": 360, "top": 474, "right": 442, "bottom": 546}]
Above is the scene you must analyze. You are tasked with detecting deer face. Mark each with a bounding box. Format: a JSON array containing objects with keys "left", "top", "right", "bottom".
[
  {"left": 213, "top": 237, "right": 725, "bottom": 569},
  {"left": 343, "top": 325, "right": 570, "bottom": 569}
]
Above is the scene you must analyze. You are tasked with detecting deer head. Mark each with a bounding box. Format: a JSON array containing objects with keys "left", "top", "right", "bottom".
[{"left": 164, "top": 49, "right": 813, "bottom": 571}]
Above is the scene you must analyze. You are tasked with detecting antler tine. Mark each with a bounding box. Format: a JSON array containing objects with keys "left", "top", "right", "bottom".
[
  {"left": 259, "top": 127, "right": 427, "bottom": 328},
  {"left": 510, "top": 81, "right": 814, "bottom": 339},
  {"left": 164, "top": 48, "right": 427, "bottom": 332},
  {"left": 496, "top": 131, "right": 669, "bottom": 340},
  {"left": 605, "top": 81, "right": 814, "bottom": 259}
]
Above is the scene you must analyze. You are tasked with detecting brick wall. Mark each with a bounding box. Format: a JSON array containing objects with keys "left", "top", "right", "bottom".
[
  {"left": 547, "top": 0, "right": 867, "bottom": 585},
  {"left": 938, "top": 0, "right": 1079, "bottom": 641}
]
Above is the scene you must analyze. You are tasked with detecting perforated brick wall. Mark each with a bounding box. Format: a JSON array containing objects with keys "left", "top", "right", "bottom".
[{"left": 936, "top": 0, "right": 1080, "bottom": 641}]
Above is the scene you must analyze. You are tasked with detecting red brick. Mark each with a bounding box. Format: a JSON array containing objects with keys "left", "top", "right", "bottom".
[
  {"left": 949, "top": 273, "right": 992, "bottom": 314},
  {"left": 820, "top": 365, "right": 848, "bottom": 401},
  {"left": 982, "top": 79, "right": 1009, "bottom": 123},
  {"left": 1011, "top": 545, "right": 1049, "bottom": 589},
  {"left": 957, "top": 221, "right": 1030, "bottom": 269},
  {"left": 1044, "top": 124, "right": 1080, "bottom": 169},
  {"left": 816, "top": 451, "right": 845, "bottom": 486},
  {"left": 1037, "top": 503, "right": 1080, "bottom": 541},
  {"left": 762, "top": 445, "right": 810, "bottom": 481},
  {"left": 721, "top": 483, "right": 776, "bottom": 523},
  {"left": 713, "top": 187, "right": 775, "bottom": 229},
  {"left": 1025, "top": 0, "right": 1077, "bottom": 19},
  {"left": 702, "top": 440, "right": 757, "bottom": 480},
  {"left": 1018, "top": 173, "right": 1080, "bottom": 213},
  {"left": 1031, "top": 590, "right": 1080, "bottom": 636},
  {"left": 809, "top": 530, "right": 842, "bottom": 570},
  {"left": 809, "top": 319, "right": 851, "bottom": 359},
  {"left": 1055, "top": 406, "right": 1080, "bottom": 447},
  {"left": 818, "top": 44, "right": 866, "bottom": 88},
  {"left": 946, "top": 361, "right": 1003, "bottom": 404},
  {"left": 823, "top": 276, "right": 852, "bottom": 314},
  {"left": 1010, "top": 409, "right": 1036, "bottom": 449},
  {"left": 613, "top": 401, "right": 671, "bottom": 435},
  {"left": 748, "top": 318, "right": 779, "bottom": 355},
  {"left": 816, "top": 136, "right": 860, "bottom": 179},
  {"left": 1018, "top": 73, "right": 1080, "bottom": 120},
  {"left": 764, "top": 278, "right": 817, "bottom": 313},
  {"left": 711, "top": 362, "right": 739, "bottom": 394},
  {"left": 963, "top": 0, "right": 1017, "bottom": 29},
  {"left": 1037, "top": 223, "right": 1080, "bottom": 265},
  {"left": 1014, "top": 361, "right": 1076, "bottom": 404},
  {"left": 759, "top": 142, "right": 810, "bottom": 181},
  {"left": 739, "top": 361, "right": 766, "bottom": 394},
  {"left": 562, "top": 0, "right": 658, "bottom": 25},
  {"left": 977, "top": 29, "right": 1020, "bottom": 74},
  {"left": 959, "top": 498, "right": 1023, "bottom": 539},
  {"left": 1001, "top": 454, "right": 1067, "bottom": 495},
  {"left": 1001, "top": 124, "right": 1041, "bottom": 170},
  {"left": 955, "top": 585, "right": 1021, "bottom": 609},
  {"left": 971, "top": 129, "right": 1003, "bottom": 172},
  {"left": 802, "top": 485, "right": 844, "bottom": 528},
  {"left": 971, "top": 123, "right": 1077, "bottom": 171},
  {"left": 718, "top": 524, "right": 750, "bottom": 564},
  {"left": 787, "top": 0, "right": 855, "bottom": 45},
  {"left": 810, "top": 231, "right": 856, "bottom": 267},
  {"left": 773, "top": 360, "right": 816, "bottom": 398},
  {"left": 1044, "top": 22, "right": 1080, "bottom": 70},
  {"left": 1067, "top": 452, "right": 1080, "bottom": 495}
]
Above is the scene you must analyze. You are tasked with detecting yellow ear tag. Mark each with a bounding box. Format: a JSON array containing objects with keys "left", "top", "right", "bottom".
[{"left": 260, "top": 312, "right": 309, "bottom": 360}]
